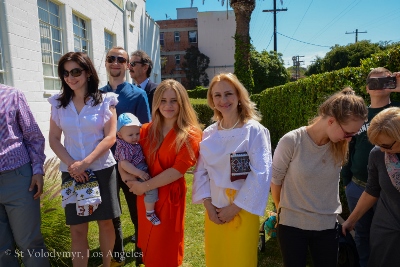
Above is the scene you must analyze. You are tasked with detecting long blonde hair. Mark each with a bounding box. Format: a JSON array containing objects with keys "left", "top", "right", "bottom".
[
  {"left": 146, "top": 79, "right": 202, "bottom": 165},
  {"left": 207, "top": 73, "right": 261, "bottom": 123},
  {"left": 312, "top": 87, "right": 367, "bottom": 165}
]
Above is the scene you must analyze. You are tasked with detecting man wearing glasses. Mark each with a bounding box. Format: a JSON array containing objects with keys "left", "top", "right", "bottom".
[
  {"left": 100, "top": 46, "right": 150, "bottom": 267},
  {"left": 341, "top": 67, "right": 400, "bottom": 267},
  {"left": 129, "top": 50, "right": 158, "bottom": 112}
]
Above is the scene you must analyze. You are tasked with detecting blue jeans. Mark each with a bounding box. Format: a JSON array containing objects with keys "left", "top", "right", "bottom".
[
  {"left": 345, "top": 181, "right": 375, "bottom": 267},
  {"left": 0, "top": 163, "right": 50, "bottom": 267}
]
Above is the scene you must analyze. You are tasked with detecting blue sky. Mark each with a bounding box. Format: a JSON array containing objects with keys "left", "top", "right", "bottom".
[{"left": 146, "top": 0, "right": 400, "bottom": 67}]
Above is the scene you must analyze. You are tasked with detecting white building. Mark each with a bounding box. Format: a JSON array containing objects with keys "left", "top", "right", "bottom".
[
  {"left": 160, "top": 7, "right": 235, "bottom": 85},
  {"left": 197, "top": 10, "right": 235, "bottom": 81},
  {"left": 0, "top": 0, "right": 160, "bottom": 157}
]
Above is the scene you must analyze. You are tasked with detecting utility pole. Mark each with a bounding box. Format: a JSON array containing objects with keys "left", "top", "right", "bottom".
[
  {"left": 263, "top": 0, "right": 287, "bottom": 52},
  {"left": 345, "top": 29, "right": 367, "bottom": 43},
  {"left": 292, "top": 55, "right": 304, "bottom": 80}
]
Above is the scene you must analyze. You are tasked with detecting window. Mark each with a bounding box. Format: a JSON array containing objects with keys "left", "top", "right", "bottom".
[
  {"left": 38, "top": 0, "right": 62, "bottom": 90},
  {"left": 160, "top": 33, "right": 164, "bottom": 46},
  {"left": 73, "top": 14, "right": 90, "bottom": 54},
  {"left": 188, "top": 30, "right": 197, "bottom": 43},
  {"left": 174, "top": 31, "right": 180, "bottom": 42},
  {"left": 175, "top": 55, "right": 180, "bottom": 65},
  {"left": 104, "top": 31, "right": 114, "bottom": 52}
]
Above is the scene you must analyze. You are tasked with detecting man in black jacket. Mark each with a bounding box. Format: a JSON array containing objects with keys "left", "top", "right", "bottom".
[{"left": 129, "top": 50, "right": 158, "bottom": 112}]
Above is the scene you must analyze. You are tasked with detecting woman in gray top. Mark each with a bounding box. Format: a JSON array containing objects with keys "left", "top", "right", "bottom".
[
  {"left": 271, "top": 87, "right": 367, "bottom": 267},
  {"left": 342, "top": 107, "right": 400, "bottom": 267}
]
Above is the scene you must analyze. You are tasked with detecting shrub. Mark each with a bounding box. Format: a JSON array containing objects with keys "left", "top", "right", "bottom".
[{"left": 187, "top": 86, "right": 208, "bottom": 99}]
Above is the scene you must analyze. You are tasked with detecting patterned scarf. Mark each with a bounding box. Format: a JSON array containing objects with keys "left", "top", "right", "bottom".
[{"left": 384, "top": 152, "right": 400, "bottom": 192}]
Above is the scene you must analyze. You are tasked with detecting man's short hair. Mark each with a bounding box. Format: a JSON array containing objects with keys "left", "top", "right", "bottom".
[
  {"left": 131, "top": 50, "right": 153, "bottom": 78},
  {"left": 106, "top": 46, "right": 129, "bottom": 60}
]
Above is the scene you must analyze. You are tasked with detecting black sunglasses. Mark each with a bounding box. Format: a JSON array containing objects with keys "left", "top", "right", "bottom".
[
  {"left": 129, "top": 61, "right": 144, "bottom": 67},
  {"left": 380, "top": 140, "right": 396, "bottom": 150},
  {"left": 63, "top": 68, "right": 83, "bottom": 78},
  {"left": 106, "top": 56, "right": 128, "bottom": 64},
  {"left": 338, "top": 122, "right": 357, "bottom": 138}
]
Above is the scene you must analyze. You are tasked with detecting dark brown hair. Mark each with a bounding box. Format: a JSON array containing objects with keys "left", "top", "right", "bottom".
[{"left": 57, "top": 52, "right": 102, "bottom": 108}]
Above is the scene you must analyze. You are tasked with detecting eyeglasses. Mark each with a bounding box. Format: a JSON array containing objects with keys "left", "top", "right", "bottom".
[
  {"left": 129, "top": 61, "right": 144, "bottom": 67},
  {"left": 380, "top": 140, "right": 397, "bottom": 150},
  {"left": 63, "top": 68, "right": 83, "bottom": 78},
  {"left": 338, "top": 122, "right": 357, "bottom": 138},
  {"left": 106, "top": 56, "right": 128, "bottom": 64}
]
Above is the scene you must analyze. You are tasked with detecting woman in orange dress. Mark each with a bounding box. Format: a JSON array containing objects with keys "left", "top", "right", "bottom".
[{"left": 120, "top": 79, "right": 202, "bottom": 267}]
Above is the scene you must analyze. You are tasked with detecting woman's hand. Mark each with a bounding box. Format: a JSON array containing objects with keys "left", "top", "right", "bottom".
[
  {"left": 204, "top": 199, "right": 224, "bottom": 224},
  {"left": 341, "top": 219, "right": 356, "bottom": 236},
  {"left": 127, "top": 180, "right": 146, "bottom": 196},
  {"left": 216, "top": 203, "right": 242, "bottom": 223},
  {"left": 68, "top": 160, "right": 89, "bottom": 182}
]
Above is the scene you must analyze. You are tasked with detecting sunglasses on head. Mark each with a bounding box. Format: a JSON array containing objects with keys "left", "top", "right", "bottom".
[
  {"left": 106, "top": 56, "right": 128, "bottom": 64},
  {"left": 380, "top": 140, "right": 396, "bottom": 150},
  {"left": 63, "top": 68, "right": 83, "bottom": 78},
  {"left": 129, "top": 61, "right": 144, "bottom": 67}
]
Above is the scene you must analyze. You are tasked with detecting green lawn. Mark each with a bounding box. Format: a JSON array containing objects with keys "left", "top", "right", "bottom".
[{"left": 40, "top": 159, "right": 286, "bottom": 267}]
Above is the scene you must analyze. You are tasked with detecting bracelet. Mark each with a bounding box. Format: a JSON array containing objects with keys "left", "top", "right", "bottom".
[{"left": 202, "top": 197, "right": 211, "bottom": 203}]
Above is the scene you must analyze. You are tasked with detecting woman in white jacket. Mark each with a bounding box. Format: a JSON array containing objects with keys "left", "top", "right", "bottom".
[{"left": 192, "top": 73, "right": 272, "bottom": 267}]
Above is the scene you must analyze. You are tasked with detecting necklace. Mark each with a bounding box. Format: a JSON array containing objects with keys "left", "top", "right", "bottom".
[{"left": 220, "top": 118, "right": 240, "bottom": 130}]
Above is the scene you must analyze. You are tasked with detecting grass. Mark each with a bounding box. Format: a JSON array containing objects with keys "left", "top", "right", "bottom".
[{"left": 40, "top": 158, "right": 293, "bottom": 267}]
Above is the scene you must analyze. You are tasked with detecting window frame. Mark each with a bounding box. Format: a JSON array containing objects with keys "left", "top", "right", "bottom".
[
  {"left": 188, "top": 30, "right": 197, "bottom": 43},
  {"left": 104, "top": 30, "right": 114, "bottom": 52},
  {"left": 73, "top": 13, "right": 90, "bottom": 54},
  {"left": 38, "top": 0, "right": 63, "bottom": 90},
  {"left": 175, "top": 54, "right": 180, "bottom": 65},
  {"left": 174, "top": 31, "right": 180, "bottom": 42},
  {"left": 160, "top": 32, "right": 164, "bottom": 46}
]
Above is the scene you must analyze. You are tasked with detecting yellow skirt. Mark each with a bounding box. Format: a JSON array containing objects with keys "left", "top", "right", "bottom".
[{"left": 205, "top": 208, "right": 259, "bottom": 267}]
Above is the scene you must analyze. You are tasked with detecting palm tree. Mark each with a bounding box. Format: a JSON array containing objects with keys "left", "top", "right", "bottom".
[
  {"left": 230, "top": 0, "right": 255, "bottom": 92},
  {"left": 198, "top": 0, "right": 255, "bottom": 92}
]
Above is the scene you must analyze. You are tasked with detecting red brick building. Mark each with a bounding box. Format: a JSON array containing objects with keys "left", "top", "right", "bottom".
[{"left": 156, "top": 18, "right": 198, "bottom": 88}]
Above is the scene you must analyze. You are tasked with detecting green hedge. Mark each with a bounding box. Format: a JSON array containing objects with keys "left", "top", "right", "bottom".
[
  {"left": 187, "top": 86, "right": 208, "bottom": 99},
  {"left": 190, "top": 98, "right": 214, "bottom": 129},
  {"left": 257, "top": 45, "right": 400, "bottom": 146}
]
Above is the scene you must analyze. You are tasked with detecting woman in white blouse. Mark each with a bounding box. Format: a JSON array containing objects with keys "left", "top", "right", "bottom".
[
  {"left": 192, "top": 73, "right": 272, "bottom": 267},
  {"left": 48, "top": 52, "right": 120, "bottom": 267}
]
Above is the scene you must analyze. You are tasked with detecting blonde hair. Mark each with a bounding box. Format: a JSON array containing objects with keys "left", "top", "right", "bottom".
[
  {"left": 207, "top": 73, "right": 261, "bottom": 123},
  {"left": 312, "top": 87, "right": 367, "bottom": 165},
  {"left": 368, "top": 107, "right": 400, "bottom": 145},
  {"left": 146, "top": 79, "right": 202, "bottom": 165}
]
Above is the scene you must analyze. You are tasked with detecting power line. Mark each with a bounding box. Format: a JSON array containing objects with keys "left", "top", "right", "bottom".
[
  {"left": 277, "top": 32, "right": 330, "bottom": 48},
  {"left": 282, "top": 0, "right": 313, "bottom": 54}
]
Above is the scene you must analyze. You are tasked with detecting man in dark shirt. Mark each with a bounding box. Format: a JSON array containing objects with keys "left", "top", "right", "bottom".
[{"left": 341, "top": 67, "right": 400, "bottom": 267}]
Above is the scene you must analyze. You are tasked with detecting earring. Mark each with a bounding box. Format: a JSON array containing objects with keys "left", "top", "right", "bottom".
[
  {"left": 87, "top": 77, "right": 91, "bottom": 82},
  {"left": 238, "top": 102, "right": 241, "bottom": 106}
]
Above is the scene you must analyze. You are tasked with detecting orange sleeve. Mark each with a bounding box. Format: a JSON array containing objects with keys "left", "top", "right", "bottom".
[{"left": 172, "top": 129, "right": 202, "bottom": 174}]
